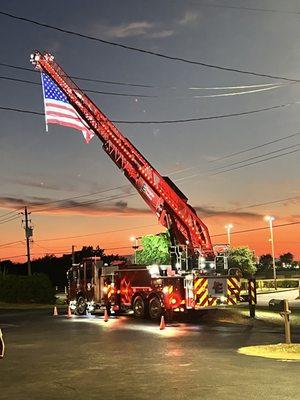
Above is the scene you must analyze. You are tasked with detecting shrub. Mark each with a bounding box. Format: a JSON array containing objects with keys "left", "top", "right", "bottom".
[{"left": 0, "top": 273, "right": 55, "bottom": 303}]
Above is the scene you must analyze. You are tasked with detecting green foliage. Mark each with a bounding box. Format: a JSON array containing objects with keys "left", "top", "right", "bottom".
[
  {"left": 228, "top": 246, "right": 257, "bottom": 277},
  {"left": 0, "top": 273, "right": 55, "bottom": 304},
  {"left": 136, "top": 233, "right": 170, "bottom": 265},
  {"left": 256, "top": 254, "right": 273, "bottom": 274},
  {"left": 262, "top": 279, "right": 299, "bottom": 289},
  {"left": 279, "top": 252, "right": 294, "bottom": 266},
  {"left": 77, "top": 246, "right": 104, "bottom": 260}
]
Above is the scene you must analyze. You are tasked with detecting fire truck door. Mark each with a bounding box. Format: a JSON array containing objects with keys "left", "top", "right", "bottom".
[
  {"left": 184, "top": 275, "right": 194, "bottom": 309},
  {"left": 207, "top": 277, "right": 227, "bottom": 298}
]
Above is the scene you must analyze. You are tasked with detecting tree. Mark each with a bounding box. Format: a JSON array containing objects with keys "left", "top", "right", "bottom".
[
  {"left": 76, "top": 246, "right": 104, "bottom": 261},
  {"left": 228, "top": 246, "right": 257, "bottom": 277},
  {"left": 136, "top": 233, "right": 170, "bottom": 265},
  {"left": 257, "top": 254, "right": 273, "bottom": 274},
  {"left": 279, "top": 252, "right": 294, "bottom": 267}
]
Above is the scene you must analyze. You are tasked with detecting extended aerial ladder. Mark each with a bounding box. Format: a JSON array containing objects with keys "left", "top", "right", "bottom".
[{"left": 30, "top": 51, "right": 214, "bottom": 268}]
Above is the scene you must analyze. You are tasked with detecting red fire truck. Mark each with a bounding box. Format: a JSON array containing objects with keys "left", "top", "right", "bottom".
[
  {"left": 67, "top": 257, "right": 241, "bottom": 319},
  {"left": 31, "top": 51, "right": 241, "bottom": 319}
]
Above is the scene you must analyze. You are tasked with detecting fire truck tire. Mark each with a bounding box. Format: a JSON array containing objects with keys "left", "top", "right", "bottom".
[
  {"left": 75, "top": 296, "right": 87, "bottom": 316},
  {"left": 148, "top": 296, "right": 163, "bottom": 320},
  {"left": 132, "top": 295, "right": 146, "bottom": 319}
]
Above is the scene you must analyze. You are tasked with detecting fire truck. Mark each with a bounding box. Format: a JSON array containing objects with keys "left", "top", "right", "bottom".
[
  {"left": 67, "top": 256, "right": 240, "bottom": 319},
  {"left": 31, "top": 51, "right": 241, "bottom": 319}
]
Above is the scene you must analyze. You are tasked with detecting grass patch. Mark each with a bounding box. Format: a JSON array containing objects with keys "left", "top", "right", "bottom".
[
  {"left": 237, "top": 306, "right": 300, "bottom": 327},
  {"left": 238, "top": 344, "right": 300, "bottom": 360}
]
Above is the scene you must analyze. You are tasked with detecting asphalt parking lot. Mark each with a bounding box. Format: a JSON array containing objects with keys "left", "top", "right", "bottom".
[{"left": 0, "top": 309, "right": 300, "bottom": 400}]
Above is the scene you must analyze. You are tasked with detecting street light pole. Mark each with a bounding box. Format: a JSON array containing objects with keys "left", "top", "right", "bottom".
[
  {"left": 265, "top": 216, "right": 277, "bottom": 290},
  {"left": 225, "top": 224, "right": 233, "bottom": 246},
  {"left": 130, "top": 236, "right": 140, "bottom": 264}
]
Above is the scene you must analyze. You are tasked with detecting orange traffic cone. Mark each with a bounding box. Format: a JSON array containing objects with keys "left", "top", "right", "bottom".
[
  {"left": 53, "top": 306, "right": 58, "bottom": 316},
  {"left": 159, "top": 315, "right": 166, "bottom": 330},
  {"left": 0, "top": 329, "right": 4, "bottom": 359},
  {"left": 104, "top": 309, "right": 109, "bottom": 322},
  {"left": 67, "top": 306, "right": 72, "bottom": 318}
]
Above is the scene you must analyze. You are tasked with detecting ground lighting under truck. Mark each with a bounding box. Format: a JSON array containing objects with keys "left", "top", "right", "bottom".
[{"left": 31, "top": 51, "right": 241, "bottom": 319}]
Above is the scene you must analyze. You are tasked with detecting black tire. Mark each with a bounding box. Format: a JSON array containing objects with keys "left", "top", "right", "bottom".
[
  {"left": 148, "top": 296, "right": 163, "bottom": 320},
  {"left": 75, "top": 296, "right": 87, "bottom": 315},
  {"left": 132, "top": 295, "right": 146, "bottom": 319}
]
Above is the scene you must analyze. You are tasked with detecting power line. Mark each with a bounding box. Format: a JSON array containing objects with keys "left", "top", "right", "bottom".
[
  {"left": 204, "top": 195, "right": 300, "bottom": 218},
  {"left": 3, "top": 220, "right": 300, "bottom": 261},
  {"left": 0, "top": 75, "right": 157, "bottom": 98},
  {"left": 175, "top": 143, "right": 300, "bottom": 183},
  {"left": 1, "top": 61, "right": 286, "bottom": 91},
  {"left": 29, "top": 184, "right": 130, "bottom": 212},
  {"left": 171, "top": 132, "right": 300, "bottom": 176},
  {"left": 0, "top": 61, "right": 155, "bottom": 88},
  {"left": 211, "top": 220, "right": 300, "bottom": 238},
  {"left": 1, "top": 138, "right": 299, "bottom": 219},
  {"left": 1, "top": 73, "right": 286, "bottom": 100},
  {"left": 0, "top": 10, "right": 299, "bottom": 83},
  {"left": 2, "top": 129, "right": 299, "bottom": 218},
  {"left": 0, "top": 106, "right": 43, "bottom": 116},
  {"left": 0, "top": 215, "right": 21, "bottom": 225},
  {"left": 210, "top": 143, "right": 300, "bottom": 170},
  {"left": 114, "top": 103, "right": 295, "bottom": 123},
  {"left": 36, "top": 223, "right": 159, "bottom": 242},
  {"left": 0, "top": 207, "right": 22, "bottom": 221},
  {"left": 196, "top": 2, "right": 300, "bottom": 16},
  {"left": 23, "top": 143, "right": 300, "bottom": 215},
  {"left": 0, "top": 240, "right": 24, "bottom": 248},
  {"left": 209, "top": 147, "right": 300, "bottom": 178},
  {"left": 33, "top": 193, "right": 136, "bottom": 214},
  {"left": 0, "top": 101, "right": 297, "bottom": 124}
]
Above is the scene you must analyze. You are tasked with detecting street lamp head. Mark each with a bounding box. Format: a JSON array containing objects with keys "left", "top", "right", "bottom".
[
  {"left": 130, "top": 236, "right": 136, "bottom": 242},
  {"left": 264, "top": 215, "right": 275, "bottom": 222},
  {"left": 225, "top": 224, "right": 233, "bottom": 229}
]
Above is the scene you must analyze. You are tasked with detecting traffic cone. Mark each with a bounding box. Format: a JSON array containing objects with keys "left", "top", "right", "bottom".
[
  {"left": 0, "top": 329, "right": 5, "bottom": 359},
  {"left": 53, "top": 306, "right": 58, "bottom": 316},
  {"left": 159, "top": 315, "right": 166, "bottom": 330},
  {"left": 67, "top": 306, "right": 72, "bottom": 318},
  {"left": 104, "top": 309, "right": 109, "bottom": 322}
]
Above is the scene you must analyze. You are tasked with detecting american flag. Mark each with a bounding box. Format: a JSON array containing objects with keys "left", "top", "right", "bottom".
[{"left": 41, "top": 72, "right": 94, "bottom": 143}]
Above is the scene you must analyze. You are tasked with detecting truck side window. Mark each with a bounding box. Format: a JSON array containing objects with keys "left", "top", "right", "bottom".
[
  {"left": 79, "top": 267, "right": 84, "bottom": 280},
  {"left": 86, "top": 263, "right": 92, "bottom": 280},
  {"left": 72, "top": 270, "right": 77, "bottom": 281}
]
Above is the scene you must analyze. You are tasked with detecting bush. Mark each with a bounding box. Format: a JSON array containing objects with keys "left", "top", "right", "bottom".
[
  {"left": 262, "top": 280, "right": 299, "bottom": 289},
  {"left": 277, "top": 280, "right": 299, "bottom": 288},
  {"left": 0, "top": 273, "right": 55, "bottom": 304}
]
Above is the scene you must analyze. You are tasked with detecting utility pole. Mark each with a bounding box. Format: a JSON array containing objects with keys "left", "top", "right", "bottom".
[
  {"left": 265, "top": 216, "right": 277, "bottom": 290},
  {"left": 72, "top": 245, "right": 75, "bottom": 265},
  {"left": 22, "top": 206, "right": 33, "bottom": 276}
]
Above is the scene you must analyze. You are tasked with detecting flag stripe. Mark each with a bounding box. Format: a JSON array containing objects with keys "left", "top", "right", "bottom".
[
  {"left": 46, "top": 118, "right": 89, "bottom": 134},
  {"left": 46, "top": 116, "right": 89, "bottom": 131}
]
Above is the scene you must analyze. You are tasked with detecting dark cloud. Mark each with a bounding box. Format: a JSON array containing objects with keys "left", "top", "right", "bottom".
[
  {"left": 195, "top": 206, "right": 263, "bottom": 220},
  {"left": 0, "top": 196, "right": 150, "bottom": 217},
  {"left": 115, "top": 200, "right": 128, "bottom": 209},
  {"left": 0, "top": 195, "right": 298, "bottom": 222}
]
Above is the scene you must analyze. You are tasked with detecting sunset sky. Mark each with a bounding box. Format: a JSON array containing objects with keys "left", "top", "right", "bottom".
[{"left": 1, "top": 0, "right": 300, "bottom": 262}]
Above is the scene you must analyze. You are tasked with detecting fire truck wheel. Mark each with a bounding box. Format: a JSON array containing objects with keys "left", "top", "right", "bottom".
[
  {"left": 132, "top": 295, "right": 146, "bottom": 319},
  {"left": 75, "top": 296, "right": 87, "bottom": 316},
  {"left": 148, "top": 296, "right": 163, "bottom": 320}
]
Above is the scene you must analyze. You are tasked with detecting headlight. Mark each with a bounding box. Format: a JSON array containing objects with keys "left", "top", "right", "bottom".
[{"left": 220, "top": 296, "right": 227, "bottom": 303}]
